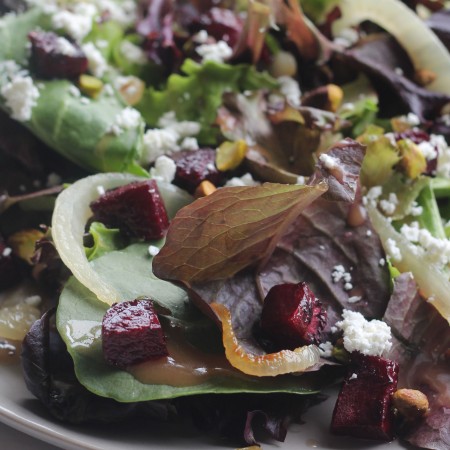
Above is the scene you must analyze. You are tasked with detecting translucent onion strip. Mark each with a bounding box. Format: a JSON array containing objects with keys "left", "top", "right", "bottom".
[
  {"left": 52, "top": 173, "right": 192, "bottom": 305},
  {"left": 368, "top": 205, "right": 450, "bottom": 324},
  {"left": 333, "top": 0, "right": 450, "bottom": 94},
  {"left": 211, "top": 303, "right": 320, "bottom": 376}
]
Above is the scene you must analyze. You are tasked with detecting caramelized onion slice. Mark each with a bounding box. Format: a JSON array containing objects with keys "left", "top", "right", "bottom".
[
  {"left": 52, "top": 173, "right": 192, "bottom": 305},
  {"left": 368, "top": 205, "right": 450, "bottom": 324},
  {"left": 210, "top": 303, "right": 320, "bottom": 376},
  {"left": 333, "top": 0, "right": 450, "bottom": 93}
]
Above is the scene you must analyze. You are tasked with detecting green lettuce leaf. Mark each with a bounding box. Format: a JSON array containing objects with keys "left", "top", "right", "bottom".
[
  {"left": 29, "top": 80, "right": 145, "bottom": 174},
  {"left": 56, "top": 242, "right": 321, "bottom": 402},
  {"left": 136, "top": 59, "right": 278, "bottom": 144},
  {"left": 85, "top": 222, "right": 125, "bottom": 261}
]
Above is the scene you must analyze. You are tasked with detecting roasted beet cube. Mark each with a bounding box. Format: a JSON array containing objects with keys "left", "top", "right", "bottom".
[
  {"left": 260, "top": 282, "right": 327, "bottom": 350},
  {"left": 331, "top": 353, "right": 399, "bottom": 441},
  {"left": 90, "top": 180, "right": 170, "bottom": 240},
  {"left": 28, "top": 31, "right": 88, "bottom": 79},
  {"left": 172, "top": 149, "right": 223, "bottom": 193},
  {"left": 102, "top": 298, "right": 168, "bottom": 368}
]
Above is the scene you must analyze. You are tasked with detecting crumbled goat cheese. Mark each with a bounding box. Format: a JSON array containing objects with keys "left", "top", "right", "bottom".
[
  {"left": 2, "top": 247, "right": 12, "bottom": 257},
  {"left": 96, "top": 0, "right": 137, "bottom": 26},
  {"left": 333, "top": 27, "right": 359, "bottom": 48},
  {"left": 296, "top": 176, "right": 306, "bottom": 185},
  {"left": 278, "top": 76, "right": 301, "bottom": 108},
  {"left": 142, "top": 128, "right": 179, "bottom": 162},
  {"left": 52, "top": 3, "right": 98, "bottom": 42},
  {"left": 404, "top": 113, "right": 421, "bottom": 126},
  {"left": 336, "top": 309, "right": 392, "bottom": 356},
  {"left": 120, "top": 41, "right": 147, "bottom": 65},
  {"left": 194, "top": 30, "right": 209, "bottom": 44},
  {"left": 54, "top": 36, "right": 78, "bottom": 56},
  {"left": 436, "top": 137, "right": 450, "bottom": 178},
  {"left": 348, "top": 296, "right": 362, "bottom": 304},
  {"left": 379, "top": 258, "right": 386, "bottom": 267},
  {"left": 319, "top": 153, "right": 340, "bottom": 170},
  {"left": 181, "top": 137, "right": 199, "bottom": 151},
  {"left": 379, "top": 192, "right": 398, "bottom": 216},
  {"left": 385, "top": 238, "right": 402, "bottom": 262},
  {"left": 394, "top": 67, "right": 404, "bottom": 76},
  {"left": 196, "top": 41, "right": 233, "bottom": 63},
  {"left": 46, "top": 172, "right": 62, "bottom": 187},
  {"left": 225, "top": 173, "right": 260, "bottom": 187},
  {"left": 82, "top": 42, "right": 108, "bottom": 78},
  {"left": 148, "top": 245, "right": 160, "bottom": 257},
  {"left": 318, "top": 341, "right": 333, "bottom": 358},
  {"left": 417, "top": 141, "right": 437, "bottom": 160},
  {"left": 150, "top": 155, "right": 177, "bottom": 183},
  {"left": 408, "top": 201, "right": 423, "bottom": 217},
  {"left": 1, "top": 75, "right": 39, "bottom": 121},
  {"left": 366, "top": 229, "right": 372, "bottom": 237},
  {"left": 349, "top": 373, "right": 358, "bottom": 380},
  {"left": 108, "top": 107, "right": 142, "bottom": 135},
  {"left": 363, "top": 185, "right": 383, "bottom": 206},
  {"left": 331, "top": 265, "right": 352, "bottom": 284},
  {"left": 141, "top": 112, "right": 200, "bottom": 163}
]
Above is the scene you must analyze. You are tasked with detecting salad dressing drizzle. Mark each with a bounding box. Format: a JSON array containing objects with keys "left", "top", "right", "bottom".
[{"left": 128, "top": 326, "right": 246, "bottom": 387}]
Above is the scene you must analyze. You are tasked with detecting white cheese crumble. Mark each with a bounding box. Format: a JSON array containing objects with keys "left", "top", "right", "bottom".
[
  {"left": 318, "top": 341, "right": 333, "bottom": 358},
  {"left": 52, "top": 3, "right": 98, "bottom": 42},
  {"left": 54, "top": 36, "right": 78, "bottom": 56},
  {"left": 108, "top": 107, "right": 142, "bottom": 136},
  {"left": 333, "top": 27, "right": 359, "bottom": 48},
  {"left": 96, "top": 0, "right": 137, "bottom": 26},
  {"left": 82, "top": 42, "right": 108, "bottom": 78},
  {"left": 1, "top": 75, "right": 39, "bottom": 121},
  {"left": 336, "top": 309, "right": 392, "bottom": 357},
  {"left": 148, "top": 245, "right": 160, "bottom": 257},
  {"left": 417, "top": 140, "right": 437, "bottom": 161},
  {"left": 331, "top": 265, "right": 352, "bottom": 285},
  {"left": 319, "top": 153, "right": 340, "bottom": 170},
  {"left": 194, "top": 30, "right": 209, "bottom": 44},
  {"left": 68, "top": 85, "right": 81, "bottom": 97},
  {"left": 196, "top": 40, "right": 233, "bottom": 63},
  {"left": 141, "top": 112, "right": 201, "bottom": 163},
  {"left": 436, "top": 136, "right": 450, "bottom": 178},
  {"left": 120, "top": 41, "right": 147, "bottom": 65},
  {"left": 349, "top": 373, "right": 358, "bottom": 380},
  {"left": 150, "top": 155, "right": 177, "bottom": 183},
  {"left": 385, "top": 238, "right": 402, "bottom": 262},
  {"left": 2, "top": 247, "right": 12, "bottom": 257},
  {"left": 379, "top": 192, "right": 398, "bottom": 216},
  {"left": 348, "top": 296, "right": 362, "bottom": 304},
  {"left": 225, "top": 173, "right": 260, "bottom": 187},
  {"left": 404, "top": 113, "right": 421, "bottom": 126},
  {"left": 278, "top": 76, "right": 301, "bottom": 108},
  {"left": 24, "top": 295, "right": 42, "bottom": 306}
]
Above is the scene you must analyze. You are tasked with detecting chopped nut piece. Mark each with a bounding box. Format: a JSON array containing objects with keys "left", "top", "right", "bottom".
[
  {"left": 393, "top": 388, "right": 429, "bottom": 421},
  {"left": 194, "top": 180, "right": 217, "bottom": 198},
  {"left": 414, "top": 69, "right": 437, "bottom": 87}
]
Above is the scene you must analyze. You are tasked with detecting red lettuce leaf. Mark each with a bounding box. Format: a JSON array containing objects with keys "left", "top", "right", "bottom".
[
  {"left": 384, "top": 273, "right": 450, "bottom": 450},
  {"left": 340, "top": 34, "right": 450, "bottom": 120}
]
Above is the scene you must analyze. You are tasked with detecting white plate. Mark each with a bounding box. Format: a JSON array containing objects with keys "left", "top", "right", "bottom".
[{"left": 0, "top": 361, "right": 409, "bottom": 450}]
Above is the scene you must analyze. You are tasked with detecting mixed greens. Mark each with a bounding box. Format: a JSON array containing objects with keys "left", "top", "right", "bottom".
[{"left": 1, "top": 0, "right": 450, "bottom": 448}]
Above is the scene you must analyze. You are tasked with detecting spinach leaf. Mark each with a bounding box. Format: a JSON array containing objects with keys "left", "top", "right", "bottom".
[{"left": 57, "top": 242, "right": 322, "bottom": 402}]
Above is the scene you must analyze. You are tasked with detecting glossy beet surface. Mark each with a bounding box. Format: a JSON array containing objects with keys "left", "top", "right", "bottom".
[
  {"left": 90, "top": 180, "right": 170, "bottom": 240},
  {"left": 331, "top": 352, "right": 399, "bottom": 441},
  {"left": 260, "top": 282, "right": 327, "bottom": 350},
  {"left": 28, "top": 31, "right": 88, "bottom": 79},
  {"left": 102, "top": 299, "right": 168, "bottom": 368},
  {"left": 172, "top": 148, "right": 223, "bottom": 193}
]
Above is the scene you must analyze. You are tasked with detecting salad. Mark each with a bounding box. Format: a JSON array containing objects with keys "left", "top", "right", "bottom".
[{"left": 0, "top": 0, "right": 449, "bottom": 448}]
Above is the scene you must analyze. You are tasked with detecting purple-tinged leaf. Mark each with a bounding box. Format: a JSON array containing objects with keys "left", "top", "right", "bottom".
[
  {"left": 309, "top": 138, "right": 366, "bottom": 203},
  {"left": 153, "top": 182, "right": 327, "bottom": 284}
]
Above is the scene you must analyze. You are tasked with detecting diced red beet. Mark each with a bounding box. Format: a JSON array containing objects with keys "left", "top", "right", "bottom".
[
  {"left": 28, "top": 31, "right": 88, "bottom": 79},
  {"left": 260, "top": 282, "right": 327, "bottom": 350},
  {"left": 172, "top": 149, "right": 223, "bottom": 193},
  {"left": 102, "top": 298, "right": 168, "bottom": 368},
  {"left": 90, "top": 180, "right": 170, "bottom": 240},
  {"left": 331, "top": 352, "right": 399, "bottom": 441},
  {"left": 0, "top": 237, "right": 22, "bottom": 291}
]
